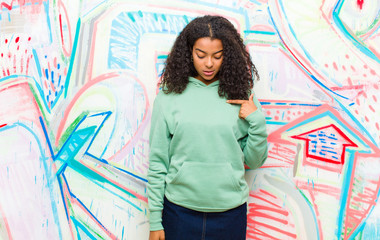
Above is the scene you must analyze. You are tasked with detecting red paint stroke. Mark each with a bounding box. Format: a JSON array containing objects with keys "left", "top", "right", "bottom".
[
  {"left": 247, "top": 228, "right": 283, "bottom": 240},
  {"left": 43, "top": 78, "right": 48, "bottom": 89},
  {"left": 265, "top": 143, "right": 296, "bottom": 167},
  {"left": 296, "top": 180, "right": 341, "bottom": 199},
  {"left": 249, "top": 220, "right": 297, "bottom": 239},
  {"left": 59, "top": 14, "right": 64, "bottom": 45},
  {"left": 259, "top": 189, "right": 277, "bottom": 199},
  {"left": 360, "top": 90, "right": 367, "bottom": 98},
  {"left": 25, "top": 54, "right": 31, "bottom": 75},
  {"left": 249, "top": 193, "right": 282, "bottom": 208},
  {"left": 272, "top": 1, "right": 340, "bottom": 92},
  {"left": 292, "top": 124, "right": 358, "bottom": 165},
  {"left": 267, "top": 103, "right": 380, "bottom": 181},
  {"left": 353, "top": 189, "right": 377, "bottom": 205},
  {"left": 249, "top": 203, "right": 289, "bottom": 216},
  {"left": 70, "top": 196, "right": 118, "bottom": 240},
  {"left": 20, "top": 56, "right": 24, "bottom": 73},
  {"left": 296, "top": 180, "right": 343, "bottom": 239},
  {"left": 0, "top": 1, "right": 12, "bottom": 10},
  {"left": 0, "top": 203, "right": 13, "bottom": 240},
  {"left": 250, "top": 24, "right": 276, "bottom": 33},
  {"left": 0, "top": 81, "right": 44, "bottom": 134},
  {"left": 320, "top": 2, "right": 380, "bottom": 83},
  {"left": 247, "top": 188, "right": 297, "bottom": 240},
  {"left": 79, "top": 159, "right": 148, "bottom": 203},
  {"left": 307, "top": 189, "right": 324, "bottom": 239},
  {"left": 107, "top": 76, "right": 150, "bottom": 163},
  {"left": 278, "top": 47, "right": 333, "bottom": 101},
  {"left": 332, "top": 62, "right": 338, "bottom": 71},
  {"left": 368, "top": 45, "right": 380, "bottom": 60},
  {"left": 0, "top": 123, "right": 7, "bottom": 128},
  {"left": 13, "top": 54, "right": 16, "bottom": 73},
  {"left": 58, "top": 0, "right": 72, "bottom": 57},
  {"left": 249, "top": 210, "right": 289, "bottom": 225},
  {"left": 0, "top": 0, "right": 43, "bottom": 11},
  {"left": 57, "top": 175, "right": 77, "bottom": 240},
  {"left": 343, "top": 156, "right": 380, "bottom": 239},
  {"left": 56, "top": 72, "right": 120, "bottom": 146},
  {"left": 357, "top": 0, "right": 364, "bottom": 10},
  {"left": 49, "top": 79, "right": 56, "bottom": 92}
]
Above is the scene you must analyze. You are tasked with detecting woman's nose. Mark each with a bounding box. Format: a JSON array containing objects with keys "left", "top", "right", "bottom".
[{"left": 205, "top": 57, "right": 213, "bottom": 68}]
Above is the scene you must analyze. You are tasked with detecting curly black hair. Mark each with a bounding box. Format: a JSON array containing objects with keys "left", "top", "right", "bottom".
[{"left": 160, "top": 15, "right": 259, "bottom": 100}]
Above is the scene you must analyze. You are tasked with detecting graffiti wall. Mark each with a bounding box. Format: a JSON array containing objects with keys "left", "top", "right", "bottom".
[{"left": 0, "top": 0, "right": 379, "bottom": 239}]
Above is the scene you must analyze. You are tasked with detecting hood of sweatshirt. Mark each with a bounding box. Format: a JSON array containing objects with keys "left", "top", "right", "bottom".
[{"left": 188, "top": 76, "right": 219, "bottom": 88}]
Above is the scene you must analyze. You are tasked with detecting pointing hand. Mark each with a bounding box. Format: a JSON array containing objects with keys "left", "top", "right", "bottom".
[{"left": 226, "top": 94, "right": 257, "bottom": 119}]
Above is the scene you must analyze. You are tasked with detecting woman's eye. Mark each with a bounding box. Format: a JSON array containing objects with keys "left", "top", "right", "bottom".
[
  {"left": 214, "top": 55, "right": 222, "bottom": 59},
  {"left": 197, "top": 55, "right": 205, "bottom": 59}
]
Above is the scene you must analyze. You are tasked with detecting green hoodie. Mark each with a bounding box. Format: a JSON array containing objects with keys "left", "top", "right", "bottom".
[{"left": 147, "top": 77, "right": 268, "bottom": 231}]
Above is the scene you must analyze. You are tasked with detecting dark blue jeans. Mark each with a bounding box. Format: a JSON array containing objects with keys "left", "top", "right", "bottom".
[{"left": 162, "top": 197, "right": 247, "bottom": 240}]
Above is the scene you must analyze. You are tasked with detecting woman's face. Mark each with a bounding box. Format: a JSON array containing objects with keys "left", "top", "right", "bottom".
[{"left": 192, "top": 37, "right": 223, "bottom": 85}]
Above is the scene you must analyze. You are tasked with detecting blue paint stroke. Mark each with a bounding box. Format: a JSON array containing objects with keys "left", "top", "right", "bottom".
[
  {"left": 333, "top": 0, "right": 380, "bottom": 64},
  {"left": 267, "top": 6, "right": 350, "bottom": 100},
  {"left": 64, "top": 18, "right": 81, "bottom": 98},
  {"left": 55, "top": 126, "right": 96, "bottom": 175},
  {"left": 335, "top": 99, "right": 378, "bottom": 147},
  {"left": 1, "top": 122, "right": 63, "bottom": 239},
  {"left": 71, "top": 217, "right": 98, "bottom": 240},
  {"left": 286, "top": 109, "right": 371, "bottom": 152},
  {"left": 39, "top": 116, "right": 55, "bottom": 158},
  {"left": 85, "top": 111, "right": 112, "bottom": 154},
  {"left": 0, "top": 74, "right": 51, "bottom": 114},
  {"left": 71, "top": 193, "right": 108, "bottom": 230},
  {"left": 113, "top": 165, "right": 148, "bottom": 183},
  {"left": 32, "top": 49, "right": 43, "bottom": 78},
  {"left": 43, "top": 1, "right": 53, "bottom": 44},
  {"left": 336, "top": 150, "right": 355, "bottom": 238},
  {"left": 57, "top": 173, "right": 70, "bottom": 221},
  {"left": 108, "top": 12, "right": 193, "bottom": 70},
  {"left": 244, "top": 30, "right": 276, "bottom": 35},
  {"left": 70, "top": 168, "right": 144, "bottom": 212},
  {"left": 85, "top": 152, "right": 147, "bottom": 183}
]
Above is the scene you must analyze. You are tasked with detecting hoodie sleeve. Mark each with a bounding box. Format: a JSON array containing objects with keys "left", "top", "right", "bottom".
[
  {"left": 147, "top": 94, "right": 171, "bottom": 231},
  {"left": 240, "top": 95, "right": 268, "bottom": 169}
]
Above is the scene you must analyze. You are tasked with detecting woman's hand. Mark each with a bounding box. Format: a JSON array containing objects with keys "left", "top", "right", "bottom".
[
  {"left": 149, "top": 230, "right": 165, "bottom": 240},
  {"left": 227, "top": 94, "right": 257, "bottom": 119}
]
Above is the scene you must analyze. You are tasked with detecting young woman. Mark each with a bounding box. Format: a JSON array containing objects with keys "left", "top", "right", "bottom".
[{"left": 147, "top": 15, "right": 268, "bottom": 240}]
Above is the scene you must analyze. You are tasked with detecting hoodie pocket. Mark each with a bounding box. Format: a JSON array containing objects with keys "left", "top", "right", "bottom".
[{"left": 167, "top": 161, "right": 242, "bottom": 208}]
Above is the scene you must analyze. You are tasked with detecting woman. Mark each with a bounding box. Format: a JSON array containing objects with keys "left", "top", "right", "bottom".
[{"left": 147, "top": 15, "right": 268, "bottom": 240}]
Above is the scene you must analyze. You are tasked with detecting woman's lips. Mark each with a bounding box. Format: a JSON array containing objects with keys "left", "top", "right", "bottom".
[{"left": 203, "top": 71, "right": 214, "bottom": 76}]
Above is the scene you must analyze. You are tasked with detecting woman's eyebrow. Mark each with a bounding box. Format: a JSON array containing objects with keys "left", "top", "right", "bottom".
[{"left": 195, "top": 48, "right": 224, "bottom": 54}]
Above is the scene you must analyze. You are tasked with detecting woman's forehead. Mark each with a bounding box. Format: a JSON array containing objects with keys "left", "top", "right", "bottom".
[{"left": 193, "top": 37, "right": 223, "bottom": 52}]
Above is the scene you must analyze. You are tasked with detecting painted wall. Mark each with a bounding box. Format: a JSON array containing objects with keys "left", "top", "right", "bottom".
[{"left": 0, "top": 0, "right": 379, "bottom": 239}]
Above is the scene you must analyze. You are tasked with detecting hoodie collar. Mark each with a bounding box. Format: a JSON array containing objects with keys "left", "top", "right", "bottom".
[{"left": 188, "top": 76, "right": 219, "bottom": 87}]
